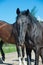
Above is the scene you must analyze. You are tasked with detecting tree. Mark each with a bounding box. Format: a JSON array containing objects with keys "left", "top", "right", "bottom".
[{"left": 31, "top": 6, "right": 37, "bottom": 16}]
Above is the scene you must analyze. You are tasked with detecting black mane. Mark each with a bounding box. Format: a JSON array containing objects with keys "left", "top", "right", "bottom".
[{"left": 28, "top": 10, "right": 42, "bottom": 28}]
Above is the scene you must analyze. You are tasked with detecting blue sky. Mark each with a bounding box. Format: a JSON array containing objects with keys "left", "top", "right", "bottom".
[{"left": 0, "top": 0, "right": 43, "bottom": 24}]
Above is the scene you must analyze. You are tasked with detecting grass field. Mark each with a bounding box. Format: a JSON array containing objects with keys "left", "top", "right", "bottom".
[{"left": 2, "top": 44, "right": 17, "bottom": 53}]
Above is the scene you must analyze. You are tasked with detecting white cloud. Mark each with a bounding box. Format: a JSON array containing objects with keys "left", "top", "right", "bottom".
[{"left": 37, "top": 16, "right": 43, "bottom": 21}]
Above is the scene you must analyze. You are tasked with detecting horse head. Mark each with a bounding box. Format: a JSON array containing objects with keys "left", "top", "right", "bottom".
[{"left": 16, "top": 8, "right": 31, "bottom": 46}]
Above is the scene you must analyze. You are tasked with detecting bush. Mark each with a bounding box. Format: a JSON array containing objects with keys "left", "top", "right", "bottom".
[{"left": 2, "top": 44, "right": 17, "bottom": 53}]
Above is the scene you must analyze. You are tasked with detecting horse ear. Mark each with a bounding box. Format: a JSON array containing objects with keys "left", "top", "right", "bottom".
[
  {"left": 25, "top": 9, "right": 29, "bottom": 16},
  {"left": 16, "top": 8, "right": 20, "bottom": 15}
]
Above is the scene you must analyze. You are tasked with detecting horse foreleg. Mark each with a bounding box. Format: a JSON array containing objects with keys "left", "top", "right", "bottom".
[
  {"left": 28, "top": 50, "right": 31, "bottom": 62},
  {"left": 26, "top": 47, "right": 31, "bottom": 65},
  {"left": 16, "top": 45, "right": 22, "bottom": 65},
  {"left": 35, "top": 49, "right": 39, "bottom": 65},
  {"left": 22, "top": 46, "right": 26, "bottom": 65}
]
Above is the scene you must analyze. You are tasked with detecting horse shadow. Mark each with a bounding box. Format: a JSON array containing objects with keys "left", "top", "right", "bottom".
[
  {"left": 0, "top": 58, "right": 12, "bottom": 65},
  {"left": 12, "top": 58, "right": 35, "bottom": 62}
]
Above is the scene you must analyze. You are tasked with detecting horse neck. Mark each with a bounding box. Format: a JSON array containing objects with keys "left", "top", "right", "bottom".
[
  {"left": 29, "top": 12, "right": 42, "bottom": 28},
  {"left": 12, "top": 23, "right": 18, "bottom": 35},
  {"left": 30, "top": 21, "right": 40, "bottom": 33},
  {"left": 13, "top": 23, "right": 16, "bottom": 29}
]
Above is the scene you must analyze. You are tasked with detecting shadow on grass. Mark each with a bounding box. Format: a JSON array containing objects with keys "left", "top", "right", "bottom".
[{"left": 0, "top": 58, "right": 12, "bottom": 65}]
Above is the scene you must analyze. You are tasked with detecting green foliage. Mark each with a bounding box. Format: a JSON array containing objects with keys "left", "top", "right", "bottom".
[
  {"left": 2, "top": 44, "right": 17, "bottom": 53},
  {"left": 31, "top": 6, "right": 37, "bottom": 16}
]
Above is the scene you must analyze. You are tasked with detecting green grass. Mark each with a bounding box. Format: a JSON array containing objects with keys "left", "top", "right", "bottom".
[{"left": 2, "top": 44, "right": 17, "bottom": 53}]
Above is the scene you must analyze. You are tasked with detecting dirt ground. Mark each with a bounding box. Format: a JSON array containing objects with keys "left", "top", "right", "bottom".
[{"left": 0, "top": 51, "right": 43, "bottom": 65}]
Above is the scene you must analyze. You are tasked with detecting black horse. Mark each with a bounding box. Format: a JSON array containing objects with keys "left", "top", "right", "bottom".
[{"left": 16, "top": 8, "right": 43, "bottom": 65}]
